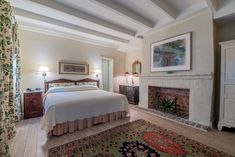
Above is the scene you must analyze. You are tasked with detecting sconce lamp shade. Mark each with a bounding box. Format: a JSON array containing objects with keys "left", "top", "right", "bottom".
[
  {"left": 95, "top": 69, "right": 101, "bottom": 74},
  {"left": 38, "top": 66, "right": 48, "bottom": 81},
  {"left": 38, "top": 66, "right": 49, "bottom": 72}
]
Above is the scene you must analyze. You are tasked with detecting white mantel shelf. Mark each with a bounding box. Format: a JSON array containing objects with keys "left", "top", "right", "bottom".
[{"left": 140, "top": 73, "right": 213, "bottom": 80}]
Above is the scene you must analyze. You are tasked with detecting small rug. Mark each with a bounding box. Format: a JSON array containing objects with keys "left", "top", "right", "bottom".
[{"left": 49, "top": 119, "right": 231, "bottom": 157}]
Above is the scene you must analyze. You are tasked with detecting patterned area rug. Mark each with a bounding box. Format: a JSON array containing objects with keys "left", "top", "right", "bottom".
[{"left": 49, "top": 119, "right": 231, "bottom": 157}]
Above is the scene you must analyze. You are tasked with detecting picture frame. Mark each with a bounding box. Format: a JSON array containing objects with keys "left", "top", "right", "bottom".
[
  {"left": 132, "top": 60, "right": 141, "bottom": 75},
  {"left": 59, "top": 61, "right": 89, "bottom": 75},
  {"left": 150, "top": 32, "right": 191, "bottom": 72}
]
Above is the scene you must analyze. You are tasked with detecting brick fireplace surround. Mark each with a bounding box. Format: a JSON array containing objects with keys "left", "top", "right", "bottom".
[{"left": 148, "top": 86, "right": 190, "bottom": 118}]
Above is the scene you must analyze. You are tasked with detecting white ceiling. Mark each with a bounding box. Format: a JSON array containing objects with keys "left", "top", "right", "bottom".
[{"left": 10, "top": 0, "right": 235, "bottom": 52}]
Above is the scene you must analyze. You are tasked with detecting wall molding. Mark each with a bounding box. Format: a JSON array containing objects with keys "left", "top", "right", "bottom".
[{"left": 140, "top": 72, "right": 213, "bottom": 80}]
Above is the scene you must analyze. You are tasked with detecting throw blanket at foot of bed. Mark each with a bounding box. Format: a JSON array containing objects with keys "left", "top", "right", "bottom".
[{"left": 48, "top": 111, "right": 127, "bottom": 136}]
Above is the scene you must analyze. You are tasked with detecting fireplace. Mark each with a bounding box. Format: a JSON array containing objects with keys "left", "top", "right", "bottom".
[{"left": 148, "top": 86, "right": 189, "bottom": 118}]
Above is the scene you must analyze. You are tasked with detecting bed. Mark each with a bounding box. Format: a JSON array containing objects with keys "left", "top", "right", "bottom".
[{"left": 41, "top": 78, "right": 129, "bottom": 136}]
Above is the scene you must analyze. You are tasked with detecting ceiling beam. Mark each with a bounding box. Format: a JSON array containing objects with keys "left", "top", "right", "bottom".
[
  {"left": 18, "top": 24, "right": 119, "bottom": 49},
  {"left": 91, "top": 0, "right": 155, "bottom": 29},
  {"left": 214, "top": 0, "right": 235, "bottom": 19},
  {"left": 14, "top": 8, "right": 129, "bottom": 44},
  {"left": 204, "top": 0, "right": 220, "bottom": 12},
  {"left": 30, "top": 0, "right": 136, "bottom": 37},
  {"left": 147, "top": 0, "right": 177, "bottom": 19}
]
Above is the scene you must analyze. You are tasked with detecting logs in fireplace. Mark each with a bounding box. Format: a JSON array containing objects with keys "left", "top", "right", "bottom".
[{"left": 156, "top": 95, "right": 180, "bottom": 116}]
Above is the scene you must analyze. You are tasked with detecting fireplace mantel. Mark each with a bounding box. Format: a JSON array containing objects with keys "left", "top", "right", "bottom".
[
  {"left": 139, "top": 75, "right": 214, "bottom": 126},
  {"left": 141, "top": 72, "right": 213, "bottom": 80}
]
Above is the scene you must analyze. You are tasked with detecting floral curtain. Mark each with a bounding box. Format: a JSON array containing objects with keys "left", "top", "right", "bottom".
[
  {"left": 13, "top": 20, "right": 21, "bottom": 122},
  {"left": 0, "top": 0, "right": 22, "bottom": 156}
]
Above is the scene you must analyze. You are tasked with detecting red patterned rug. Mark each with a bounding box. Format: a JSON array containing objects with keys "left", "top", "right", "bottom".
[{"left": 49, "top": 119, "right": 232, "bottom": 157}]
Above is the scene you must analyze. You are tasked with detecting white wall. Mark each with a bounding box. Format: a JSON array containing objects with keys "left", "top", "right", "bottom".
[
  {"left": 19, "top": 30, "right": 126, "bottom": 93},
  {"left": 140, "top": 9, "right": 215, "bottom": 126},
  {"left": 217, "top": 21, "right": 235, "bottom": 42}
]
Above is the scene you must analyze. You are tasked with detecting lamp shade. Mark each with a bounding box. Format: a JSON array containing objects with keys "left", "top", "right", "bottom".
[
  {"left": 95, "top": 69, "right": 101, "bottom": 74},
  {"left": 132, "top": 71, "right": 138, "bottom": 76},
  {"left": 38, "top": 66, "right": 48, "bottom": 72}
]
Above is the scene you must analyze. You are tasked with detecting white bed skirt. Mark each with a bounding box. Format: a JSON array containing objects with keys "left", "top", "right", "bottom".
[{"left": 48, "top": 111, "right": 127, "bottom": 136}]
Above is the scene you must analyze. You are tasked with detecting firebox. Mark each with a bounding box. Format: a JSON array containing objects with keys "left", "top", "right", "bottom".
[{"left": 148, "top": 86, "right": 189, "bottom": 118}]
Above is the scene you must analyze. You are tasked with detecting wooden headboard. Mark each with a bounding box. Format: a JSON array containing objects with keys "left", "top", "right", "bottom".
[{"left": 45, "top": 78, "right": 100, "bottom": 92}]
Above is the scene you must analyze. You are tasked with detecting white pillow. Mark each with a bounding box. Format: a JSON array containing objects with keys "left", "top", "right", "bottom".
[
  {"left": 76, "top": 82, "right": 97, "bottom": 86},
  {"left": 47, "top": 86, "right": 77, "bottom": 94},
  {"left": 76, "top": 85, "right": 99, "bottom": 91},
  {"left": 48, "top": 82, "right": 75, "bottom": 88},
  {"left": 46, "top": 85, "right": 99, "bottom": 94}
]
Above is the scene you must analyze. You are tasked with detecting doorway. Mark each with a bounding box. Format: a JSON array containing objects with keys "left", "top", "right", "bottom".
[{"left": 102, "top": 57, "right": 113, "bottom": 92}]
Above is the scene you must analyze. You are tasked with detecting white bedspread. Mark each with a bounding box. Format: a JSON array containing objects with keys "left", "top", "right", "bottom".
[{"left": 42, "top": 89, "right": 129, "bottom": 132}]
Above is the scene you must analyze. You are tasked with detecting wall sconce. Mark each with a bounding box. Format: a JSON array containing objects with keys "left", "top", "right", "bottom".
[
  {"left": 38, "top": 66, "right": 48, "bottom": 81},
  {"left": 95, "top": 69, "right": 101, "bottom": 78}
]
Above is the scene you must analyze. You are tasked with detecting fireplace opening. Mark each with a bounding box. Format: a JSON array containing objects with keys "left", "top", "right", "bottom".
[{"left": 148, "top": 86, "right": 189, "bottom": 119}]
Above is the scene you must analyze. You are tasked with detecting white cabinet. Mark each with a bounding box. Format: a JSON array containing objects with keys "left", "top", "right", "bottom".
[{"left": 218, "top": 40, "right": 235, "bottom": 131}]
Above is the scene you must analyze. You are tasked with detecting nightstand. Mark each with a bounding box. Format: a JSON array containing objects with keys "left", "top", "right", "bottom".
[
  {"left": 24, "top": 91, "right": 43, "bottom": 119},
  {"left": 119, "top": 85, "right": 139, "bottom": 105}
]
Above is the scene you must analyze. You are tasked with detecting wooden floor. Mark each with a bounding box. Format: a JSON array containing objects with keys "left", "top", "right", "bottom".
[{"left": 10, "top": 106, "right": 235, "bottom": 157}]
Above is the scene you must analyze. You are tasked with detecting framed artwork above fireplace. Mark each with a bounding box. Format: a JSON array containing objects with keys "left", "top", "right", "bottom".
[{"left": 151, "top": 32, "right": 191, "bottom": 72}]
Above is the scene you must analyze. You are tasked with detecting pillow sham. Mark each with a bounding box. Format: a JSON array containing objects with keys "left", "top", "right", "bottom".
[
  {"left": 48, "top": 82, "right": 75, "bottom": 89},
  {"left": 76, "top": 85, "right": 99, "bottom": 91},
  {"left": 76, "top": 82, "right": 97, "bottom": 86}
]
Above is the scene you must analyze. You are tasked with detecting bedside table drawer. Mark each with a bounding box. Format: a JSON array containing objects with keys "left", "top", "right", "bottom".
[
  {"left": 24, "top": 92, "right": 41, "bottom": 98},
  {"left": 25, "top": 97, "right": 41, "bottom": 104}
]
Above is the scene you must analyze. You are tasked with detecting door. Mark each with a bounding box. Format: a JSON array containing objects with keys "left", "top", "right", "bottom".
[
  {"left": 102, "top": 58, "right": 110, "bottom": 91},
  {"left": 218, "top": 42, "right": 235, "bottom": 130}
]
